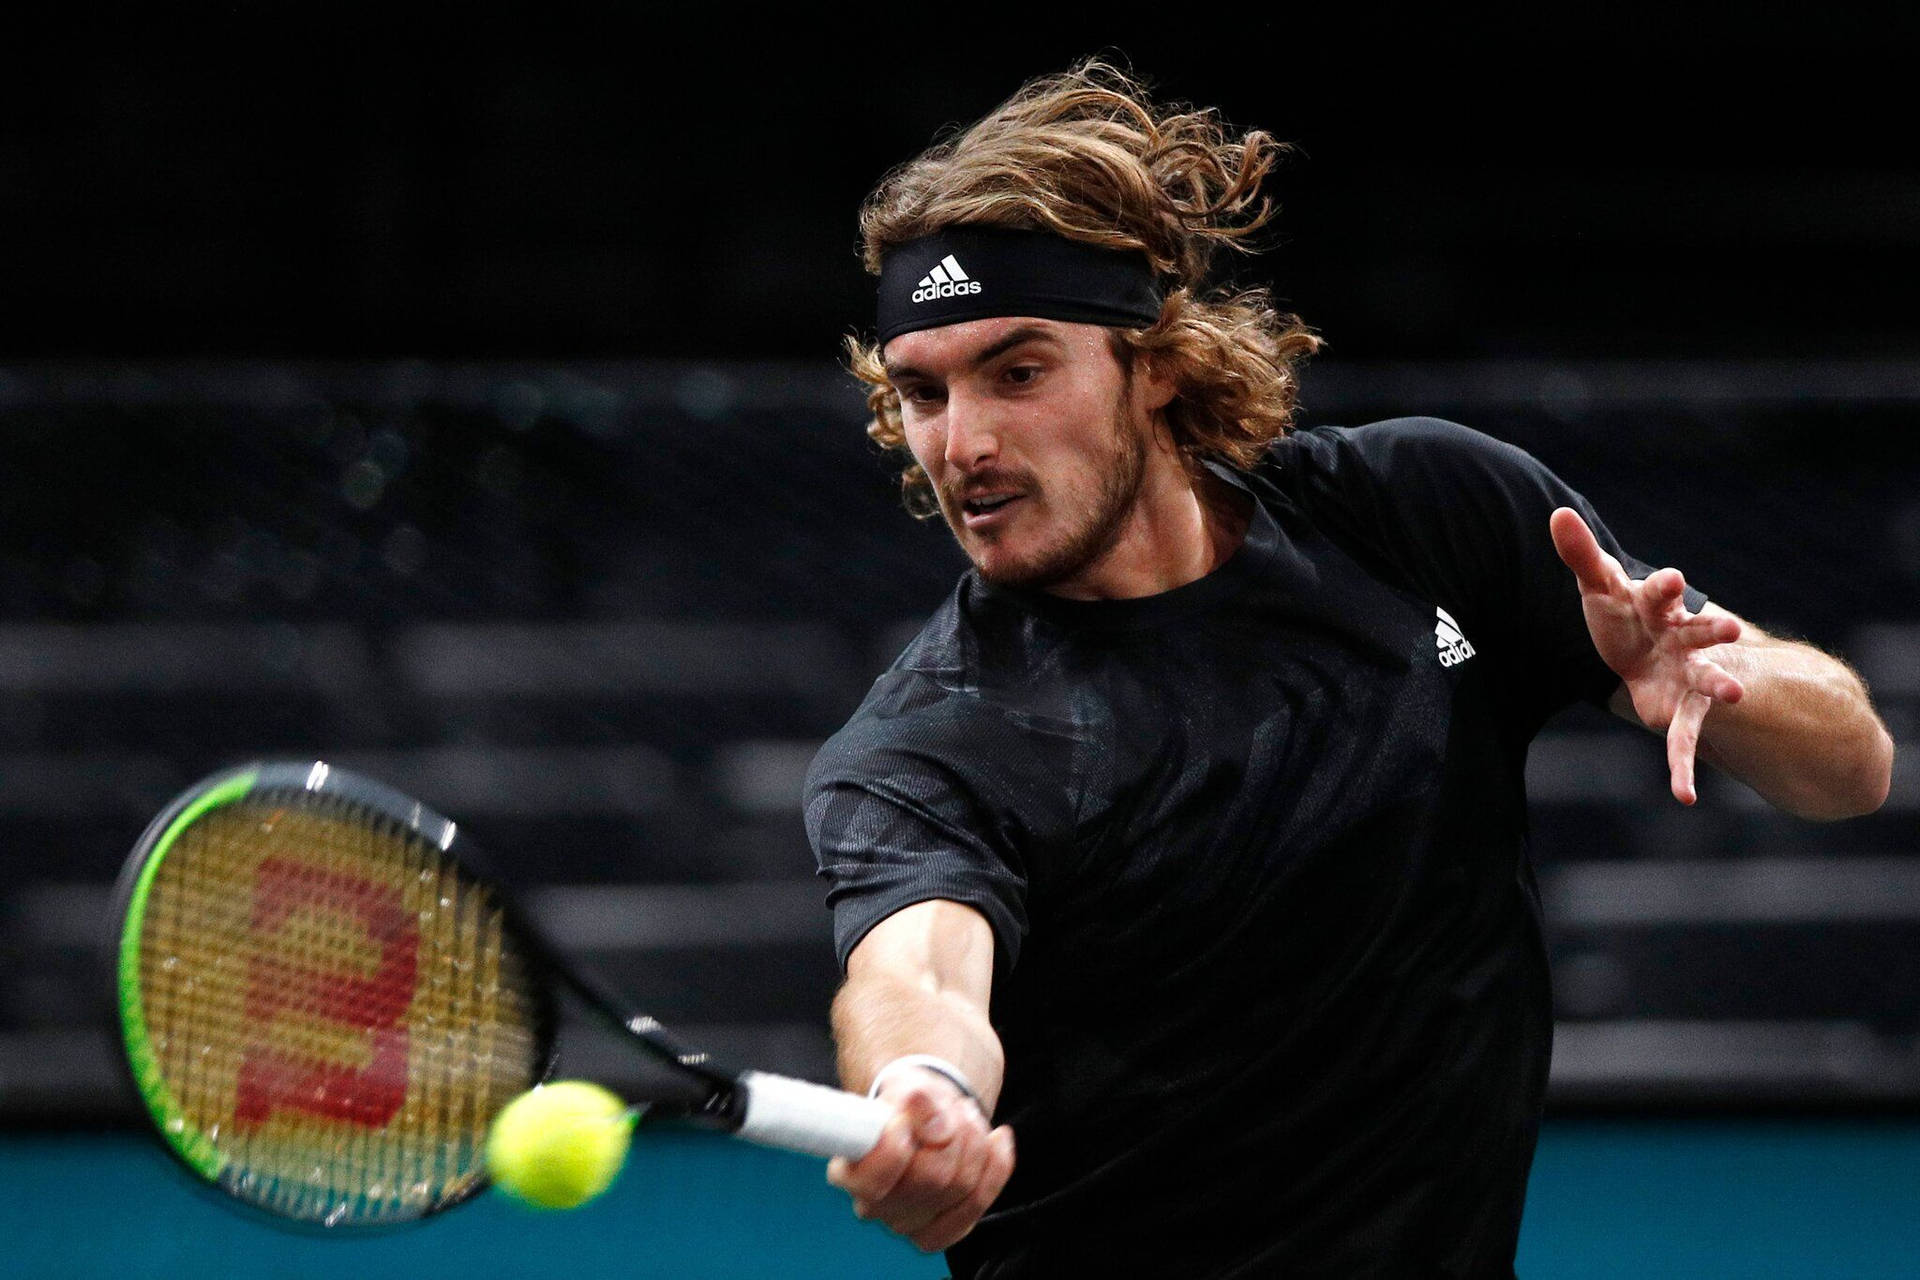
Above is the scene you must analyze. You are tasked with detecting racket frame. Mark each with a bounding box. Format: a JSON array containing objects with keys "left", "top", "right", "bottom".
[{"left": 110, "top": 759, "right": 870, "bottom": 1229}]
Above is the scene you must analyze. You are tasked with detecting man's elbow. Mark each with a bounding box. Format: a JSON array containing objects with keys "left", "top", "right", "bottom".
[
  {"left": 1856, "top": 726, "right": 1897, "bottom": 815},
  {"left": 1791, "top": 726, "right": 1895, "bottom": 821}
]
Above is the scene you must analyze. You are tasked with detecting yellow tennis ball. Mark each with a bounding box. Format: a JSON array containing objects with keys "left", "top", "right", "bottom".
[{"left": 485, "top": 1080, "right": 634, "bottom": 1210}]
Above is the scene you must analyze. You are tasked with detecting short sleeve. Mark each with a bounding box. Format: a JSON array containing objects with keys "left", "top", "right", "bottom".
[
  {"left": 1274, "top": 417, "right": 1709, "bottom": 723},
  {"left": 804, "top": 681, "right": 1042, "bottom": 978}
]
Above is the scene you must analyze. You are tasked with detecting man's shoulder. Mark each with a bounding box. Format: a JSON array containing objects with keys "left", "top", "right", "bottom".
[
  {"left": 1268, "top": 416, "right": 1523, "bottom": 480},
  {"left": 1253, "top": 417, "right": 1564, "bottom": 523},
  {"left": 810, "top": 584, "right": 1030, "bottom": 777},
  {"left": 809, "top": 577, "right": 1099, "bottom": 805}
]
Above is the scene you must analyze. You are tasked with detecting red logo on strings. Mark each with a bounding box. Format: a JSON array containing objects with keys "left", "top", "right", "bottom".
[{"left": 234, "top": 856, "right": 418, "bottom": 1132}]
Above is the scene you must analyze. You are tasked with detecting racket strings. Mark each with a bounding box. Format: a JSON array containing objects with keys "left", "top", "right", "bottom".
[{"left": 133, "top": 795, "right": 541, "bottom": 1225}]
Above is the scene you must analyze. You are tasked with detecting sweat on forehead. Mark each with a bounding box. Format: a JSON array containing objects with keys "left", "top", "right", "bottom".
[{"left": 876, "top": 226, "right": 1162, "bottom": 346}]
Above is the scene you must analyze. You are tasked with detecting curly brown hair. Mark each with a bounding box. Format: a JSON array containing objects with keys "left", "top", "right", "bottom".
[{"left": 848, "top": 58, "right": 1323, "bottom": 517}]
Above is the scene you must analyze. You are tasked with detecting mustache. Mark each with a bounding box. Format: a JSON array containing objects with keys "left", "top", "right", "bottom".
[{"left": 939, "top": 467, "right": 1034, "bottom": 506}]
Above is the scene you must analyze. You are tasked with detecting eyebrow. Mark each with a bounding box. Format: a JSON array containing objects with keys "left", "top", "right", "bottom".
[{"left": 883, "top": 325, "right": 1058, "bottom": 383}]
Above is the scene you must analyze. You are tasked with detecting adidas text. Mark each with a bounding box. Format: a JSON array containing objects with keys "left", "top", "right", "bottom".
[
  {"left": 912, "top": 279, "right": 982, "bottom": 303},
  {"left": 1436, "top": 606, "right": 1476, "bottom": 668}
]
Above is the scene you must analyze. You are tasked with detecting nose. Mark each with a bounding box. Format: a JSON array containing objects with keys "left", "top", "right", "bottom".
[{"left": 941, "top": 387, "right": 1000, "bottom": 472}]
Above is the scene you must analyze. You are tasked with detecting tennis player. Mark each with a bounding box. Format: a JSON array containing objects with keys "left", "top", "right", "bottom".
[{"left": 807, "top": 62, "right": 1894, "bottom": 1278}]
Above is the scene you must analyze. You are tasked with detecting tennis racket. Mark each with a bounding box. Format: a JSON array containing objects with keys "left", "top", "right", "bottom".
[{"left": 110, "top": 760, "right": 888, "bottom": 1228}]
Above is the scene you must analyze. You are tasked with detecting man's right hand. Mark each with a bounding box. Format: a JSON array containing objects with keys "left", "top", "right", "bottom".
[{"left": 826, "top": 1068, "right": 1016, "bottom": 1253}]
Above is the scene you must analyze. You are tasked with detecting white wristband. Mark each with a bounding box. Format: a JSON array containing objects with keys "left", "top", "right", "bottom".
[{"left": 866, "top": 1054, "right": 982, "bottom": 1109}]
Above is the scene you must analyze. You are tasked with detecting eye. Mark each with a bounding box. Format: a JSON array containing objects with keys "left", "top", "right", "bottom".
[{"left": 1003, "top": 365, "right": 1041, "bottom": 386}]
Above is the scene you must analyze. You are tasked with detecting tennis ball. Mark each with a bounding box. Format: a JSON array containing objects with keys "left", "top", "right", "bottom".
[{"left": 486, "top": 1080, "right": 635, "bottom": 1210}]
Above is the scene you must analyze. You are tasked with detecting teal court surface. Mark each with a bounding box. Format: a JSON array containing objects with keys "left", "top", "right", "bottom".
[{"left": 2, "top": 1119, "right": 1916, "bottom": 1278}]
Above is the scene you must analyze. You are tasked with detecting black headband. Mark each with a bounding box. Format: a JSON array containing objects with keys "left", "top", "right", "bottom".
[{"left": 875, "top": 227, "right": 1163, "bottom": 346}]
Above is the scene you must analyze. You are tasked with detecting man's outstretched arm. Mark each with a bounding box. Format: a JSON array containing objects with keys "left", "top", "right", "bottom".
[
  {"left": 1552, "top": 507, "right": 1894, "bottom": 819},
  {"left": 827, "top": 899, "right": 1014, "bottom": 1252}
]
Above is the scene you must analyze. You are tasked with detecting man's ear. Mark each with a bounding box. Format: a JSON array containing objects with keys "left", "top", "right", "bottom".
[{"left": 1134, "top": 352, "right": 1178, "bottom": 414}]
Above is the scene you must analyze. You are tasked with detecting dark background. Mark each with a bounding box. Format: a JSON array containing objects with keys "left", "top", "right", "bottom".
[
  {"left": 0, "top": 2, "right": 1915, "bottom": 1134},
  {"left": 10, "top": 5, "right": 1920, "bottom": 361}
]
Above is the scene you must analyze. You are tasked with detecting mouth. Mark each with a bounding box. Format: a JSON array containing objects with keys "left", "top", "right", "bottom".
[{"left": 959, "top": 492, "right": 1023, "bottom": 528}]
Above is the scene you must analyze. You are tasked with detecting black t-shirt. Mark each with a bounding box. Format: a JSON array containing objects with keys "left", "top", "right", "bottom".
[{"left": 806, "top": 418, "right": 1706, "bottom": 1279}]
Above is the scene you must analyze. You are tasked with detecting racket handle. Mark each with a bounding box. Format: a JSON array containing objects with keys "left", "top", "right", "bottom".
[{"left": 735, "top": 1071, "right": 891, "bottom": 1160}]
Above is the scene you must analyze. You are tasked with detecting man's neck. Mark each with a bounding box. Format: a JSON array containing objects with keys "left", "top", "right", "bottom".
[{"left": 1048, "top": 460, "right": 1251, "bottom": 601}]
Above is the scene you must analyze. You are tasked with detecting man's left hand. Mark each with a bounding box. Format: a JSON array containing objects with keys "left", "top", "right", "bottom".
[{"left": 1549, "top": 507, "right": 1745, "bottom": 805}]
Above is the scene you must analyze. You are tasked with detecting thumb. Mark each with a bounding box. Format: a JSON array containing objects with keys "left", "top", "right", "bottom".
[
  {"left": 896, "top": 1086, "right": 955, "bottom": 1144},
  {"left": 1549, "top": 507, "right": 1622, "bottom": 595}
]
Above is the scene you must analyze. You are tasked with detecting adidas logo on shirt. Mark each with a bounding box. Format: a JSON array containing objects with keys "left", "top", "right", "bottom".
[
  {"left": 1436, "top": 606, "right": 1476, "bottom": 667},
  {"left": 912, "top": 255, "right": 983, "bottom": 303}
]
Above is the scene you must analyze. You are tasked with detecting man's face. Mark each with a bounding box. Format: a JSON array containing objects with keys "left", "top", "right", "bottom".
[{"left": 883, "top": 317, "right": 1164, "bottom": 594}]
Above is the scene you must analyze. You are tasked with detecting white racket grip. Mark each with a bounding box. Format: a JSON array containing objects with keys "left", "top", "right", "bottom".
[{"left": 736, "top": 1071, "right": 891, "bottom": 1159}]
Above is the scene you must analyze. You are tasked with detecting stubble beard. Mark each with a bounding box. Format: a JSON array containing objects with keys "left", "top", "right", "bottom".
[{"left": 947, "top": 406, "right": 1150, "bottom": 592}]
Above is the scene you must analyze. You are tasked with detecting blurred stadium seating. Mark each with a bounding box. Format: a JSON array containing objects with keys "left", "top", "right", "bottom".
[{"left": 0, "top": 356, "right": 1913, "bottom": 1122}]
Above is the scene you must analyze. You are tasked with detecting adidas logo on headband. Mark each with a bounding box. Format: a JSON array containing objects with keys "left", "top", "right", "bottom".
[
  {"left": 876, "top": 228, "right": 1161, "bottom": 344},
  {"left": 911, "top": 255, "right": 983, "bottom": 304}
]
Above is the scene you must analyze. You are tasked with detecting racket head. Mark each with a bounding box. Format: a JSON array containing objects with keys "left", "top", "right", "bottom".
[{"left": 111, "top": 761, "right": 559, "bottom": 1228}]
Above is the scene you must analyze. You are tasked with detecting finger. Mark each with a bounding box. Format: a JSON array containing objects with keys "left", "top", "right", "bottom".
[
  {"left": 876, "top": 1111, "right": 986, "bottom": 1239},
  {"left": 875, "top": 1074, "right": 971, "bottom": 1145},
  {"left": 1688, "top": 653, "right": 1746, "bottom": 705},
  {"left": 908, "top": 1126, "right": 1016, "bottom": 1253},
  {"left": 1631, "top": 570, "right": 1702, "bottom": 637},
  {"left": 1549, "top": 507, "right": 1630, "bottom": 596},
  {"left": 1663, "top": 612, "right": 1742, "bottom": 648},
  {"left": 1667, "top": 690, "right": 1711, "bottom": 805},
  {"left": 897, "top": 1100, "right": 989, "bottom": 1208},
  {"left": 927, "top": 1100, "right": 993, "bottom": 1190},
  {"left": 1645, "top": 567, "right": 1685, "bottom": 598},
  {"left": 910, "top": 1203, "right": 982, "bottom": 1253},
  {"left": 1644, "top": 568, "right": 1688, "bottom": 611},
  {"left": 905, "top": 1090, "right": 957, "bottom": 1147},
  {"left": 827, "top": 1111, "right": 916, "bottom": 1204},
  {"left": 851, "top": 1128, "right": 963, "bottom": 1227},
  {"left": 990, "top": 1124, "right": 1016, "bottom": 1185}
]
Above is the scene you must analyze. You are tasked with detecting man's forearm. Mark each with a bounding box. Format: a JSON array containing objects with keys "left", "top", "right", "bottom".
[
  {"left": 1629, "top": 630, "right": 1894, "bottom": 820},
  {"left": 832, "top": 966, "right": 1006, "bottom": 1112},
  {"left": 826, "top": 905, "right": 1016, "bottom": 1252}
]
